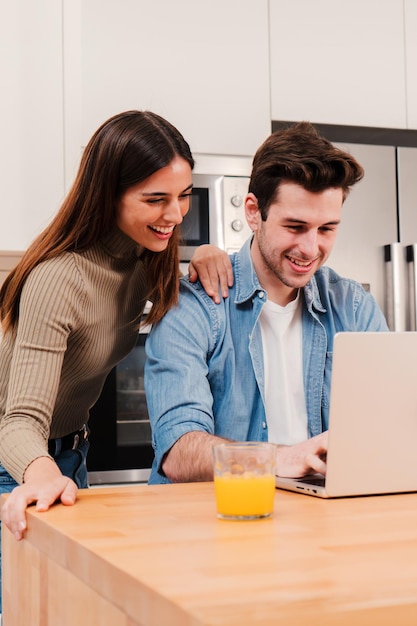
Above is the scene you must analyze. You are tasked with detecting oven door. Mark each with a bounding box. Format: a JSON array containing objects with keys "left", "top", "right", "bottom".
[{"left": 87, "top": 331, "right": 153, "bottom": 484}]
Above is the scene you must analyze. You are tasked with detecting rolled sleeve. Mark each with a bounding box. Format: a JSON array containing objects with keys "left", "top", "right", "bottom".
[{"left": 145, "top": 281, "right": 221, "bottom": 477}]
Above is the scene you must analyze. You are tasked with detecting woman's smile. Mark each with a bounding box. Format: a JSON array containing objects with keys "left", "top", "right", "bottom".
[{"left": 116, "top": 156, "right": 193, "bottom": 251}]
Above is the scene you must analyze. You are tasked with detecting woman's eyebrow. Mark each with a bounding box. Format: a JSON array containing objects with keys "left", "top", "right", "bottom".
[{"left": 142, "top": 183, "right": 193, "bottom": 197}]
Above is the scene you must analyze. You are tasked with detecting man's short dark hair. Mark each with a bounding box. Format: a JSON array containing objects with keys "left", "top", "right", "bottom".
[{"left": 249, "top": 121, "right": 364, "bottom": 220}]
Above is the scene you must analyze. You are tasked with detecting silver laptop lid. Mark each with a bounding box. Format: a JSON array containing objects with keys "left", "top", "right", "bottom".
[
  {"left": 276, "top": 331, "right": 417, "bottom": 497},
  {"left": 324, "top": 331, "right": 417, "bottom": 497}
]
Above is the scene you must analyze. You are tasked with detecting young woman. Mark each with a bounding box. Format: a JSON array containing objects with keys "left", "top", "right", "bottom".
[{"left": 0, "top": 110, "right": 231, "bottom": 608}]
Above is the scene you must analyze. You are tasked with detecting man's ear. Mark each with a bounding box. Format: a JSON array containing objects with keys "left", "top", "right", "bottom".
[{"left": 245, "top": 193, "right": 261, "bottom": 232}]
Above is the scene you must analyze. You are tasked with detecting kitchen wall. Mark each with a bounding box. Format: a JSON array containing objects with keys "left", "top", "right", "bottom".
[
  {"left": 0, "top": 1, "right": 65, "bottom": 251},
  {"left": 1, "top": 0, "right": 416, "bottom": 251}
]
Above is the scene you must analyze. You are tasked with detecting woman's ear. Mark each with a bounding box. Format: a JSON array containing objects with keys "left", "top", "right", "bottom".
[{"left": 245, "top": 193, "right": 261, "bottom": 232}]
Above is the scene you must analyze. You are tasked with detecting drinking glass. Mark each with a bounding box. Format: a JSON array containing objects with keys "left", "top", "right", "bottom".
[{"left": 213, "top": 442, "right": 276, "bottom": 520}]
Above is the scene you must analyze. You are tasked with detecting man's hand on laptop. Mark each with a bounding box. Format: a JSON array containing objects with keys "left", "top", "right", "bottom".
[{"left": 275, "top": 431, "right": 328, "bottom": 478}]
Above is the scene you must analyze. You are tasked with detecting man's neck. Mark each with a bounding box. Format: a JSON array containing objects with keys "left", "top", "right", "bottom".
[{"left": 266, "top": 285, "right": 299, "bottom": 307}]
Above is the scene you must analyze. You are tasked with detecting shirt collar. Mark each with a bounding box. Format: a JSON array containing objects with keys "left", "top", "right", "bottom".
[{"left": 233, "top": 237, "right": 262, "bottom": 304}]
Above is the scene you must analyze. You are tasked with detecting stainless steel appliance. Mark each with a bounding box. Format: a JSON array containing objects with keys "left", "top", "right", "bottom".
[
  {"left": 328, "top": 142, "right": 417, "bottom": 332},
  {"left": 87, "top": 327, "right": 153, "bottom": 485},
  {"left": 384, "top": 147, "right": 417, "bottom": 331},
  {"left": 179, "top": 154, "right": 252, "bottom": 263}
]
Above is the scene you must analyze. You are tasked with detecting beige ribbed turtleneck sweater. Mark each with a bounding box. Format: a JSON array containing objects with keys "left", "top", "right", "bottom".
[{"left": 0, "top": 228, "right": 148, "bottom": 483}]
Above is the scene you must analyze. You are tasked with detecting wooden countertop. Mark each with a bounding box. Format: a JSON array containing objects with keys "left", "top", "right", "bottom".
[{"left": 3, "top": 482, "right": 417, "bottom": 625}]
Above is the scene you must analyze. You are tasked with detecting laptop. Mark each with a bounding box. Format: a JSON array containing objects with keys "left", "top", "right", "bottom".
[{"left": 275, "top": 331, "right": 417, "bottom": 498}]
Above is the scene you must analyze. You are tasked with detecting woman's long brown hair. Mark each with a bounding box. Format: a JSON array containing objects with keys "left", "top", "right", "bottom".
[{"left": 0, "top": 110, "right": 194, "bottom": 333}]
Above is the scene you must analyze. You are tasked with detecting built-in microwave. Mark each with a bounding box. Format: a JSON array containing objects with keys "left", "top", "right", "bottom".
[{"left": 179, "top": 154, "right": 253, "bottom": 262}]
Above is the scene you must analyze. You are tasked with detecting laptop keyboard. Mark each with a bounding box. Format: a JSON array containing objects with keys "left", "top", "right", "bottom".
[{"left": 299, "top": 475, "right": 326, "bottom": 487}]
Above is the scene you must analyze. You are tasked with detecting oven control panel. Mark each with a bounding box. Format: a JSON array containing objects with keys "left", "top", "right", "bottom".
[{"left": 222, "top": 176, "right": 252, "bottom": 253}]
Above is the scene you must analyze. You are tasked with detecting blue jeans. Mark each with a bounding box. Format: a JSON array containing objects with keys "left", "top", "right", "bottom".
[{"left": 0, "top": 438, "right": 89, "bottom": 613}]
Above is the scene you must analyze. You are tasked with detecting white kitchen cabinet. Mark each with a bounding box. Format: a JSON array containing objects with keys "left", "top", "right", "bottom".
[
  {"left": 63, "top": 0, "right": 271, "bottom": 188},
  {"left": 269, "top": 0, "right": 407, "bottom": 129},
  {"left": 0, "top": 0, "right": 65, "bottom": 251},
  {"left": 405, "top": 0, "right": 417, "bottom": 129}
]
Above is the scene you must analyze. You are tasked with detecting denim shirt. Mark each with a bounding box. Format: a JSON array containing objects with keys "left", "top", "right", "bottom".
[{"left": 145, "top": 238, "right": 388, "bottom": 484}]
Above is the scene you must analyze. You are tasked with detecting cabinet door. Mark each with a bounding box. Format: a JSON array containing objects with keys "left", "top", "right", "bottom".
[
  {"left": 269, "top": 0, "right": 406, "bottom": 128},
  {"left": 0, "top": 0, "right": 65, "bottom": 251},
  {"left": 405, "top": 0, "right": 417, "bottom": 129},
  {"left": 326, "top": 143, "right": 398, "bottom": 315},
  {"left": 63, "top": 0, "right": 271, "bottom": 185}
]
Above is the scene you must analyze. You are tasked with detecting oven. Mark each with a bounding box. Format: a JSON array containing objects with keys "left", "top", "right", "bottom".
[
  {"left": 87, "top": 327, "right": 153, "bottom": 485},
  {"left": 87, "top": 157, "right": 252, "bottom": 485}
]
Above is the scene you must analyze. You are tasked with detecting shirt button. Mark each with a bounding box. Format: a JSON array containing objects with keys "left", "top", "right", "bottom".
[
  {"left": 259, "top": 291, "right": 265, "bottom": 299},
  {"left": 262, "top": 421, "right": 267, "bottom": 429}
]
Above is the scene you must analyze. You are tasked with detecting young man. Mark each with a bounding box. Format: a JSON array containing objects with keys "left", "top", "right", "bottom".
[{"left": 145, "top": 122, "right": 389, "bottom": 485}]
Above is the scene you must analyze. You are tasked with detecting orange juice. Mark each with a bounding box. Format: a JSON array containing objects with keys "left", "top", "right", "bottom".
[{"left": 214, "top": 472, "right": 275, "bottom": 518}]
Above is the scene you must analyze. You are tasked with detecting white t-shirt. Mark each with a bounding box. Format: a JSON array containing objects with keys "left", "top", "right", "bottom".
[{"left": 259, "top": 292, "right": 308, "bottom": 445}]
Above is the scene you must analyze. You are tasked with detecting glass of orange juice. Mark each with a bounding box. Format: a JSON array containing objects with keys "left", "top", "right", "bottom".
[{"left": 213, "top": 442, "right": 276, "bottom": 520}]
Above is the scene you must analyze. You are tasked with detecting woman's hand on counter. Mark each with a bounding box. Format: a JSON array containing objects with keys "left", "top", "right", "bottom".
[{"left": 1, "top": 456, "right": 78, "bottom": 541}]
